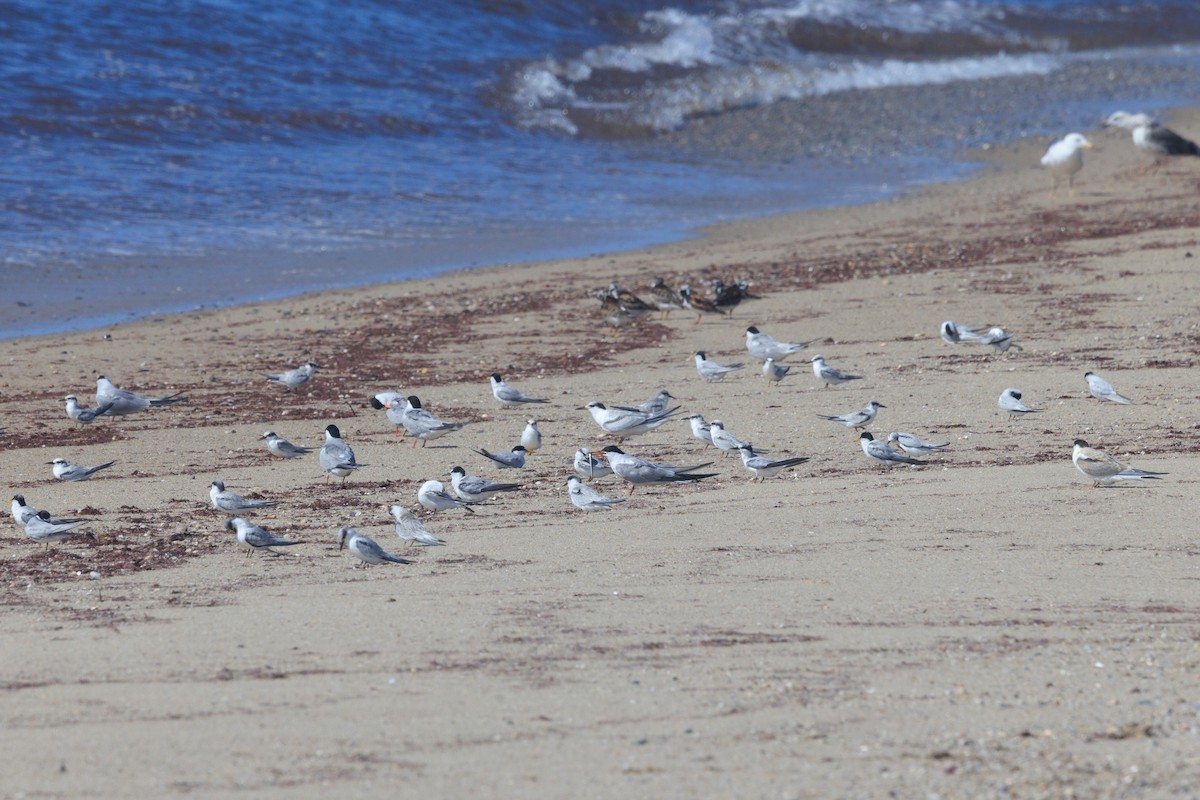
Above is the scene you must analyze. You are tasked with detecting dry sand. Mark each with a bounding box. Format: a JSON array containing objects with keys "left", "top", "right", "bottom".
[{"left": 3, "top": 111, "right": 1200, "bottom": 798}]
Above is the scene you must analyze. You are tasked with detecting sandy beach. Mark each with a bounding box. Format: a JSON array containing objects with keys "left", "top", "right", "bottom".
[{"left": 3, "top": 110, "right": 1200, "bottom": 798}]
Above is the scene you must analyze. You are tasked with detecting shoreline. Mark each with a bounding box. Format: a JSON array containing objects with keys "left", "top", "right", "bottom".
[{"left": 3, "top": 108, "right": 1200, "bottom": 797}]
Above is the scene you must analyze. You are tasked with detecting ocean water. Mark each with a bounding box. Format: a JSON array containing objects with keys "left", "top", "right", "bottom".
[{"left": 3, "top": 0, "right": 1200, "bottom": 337}]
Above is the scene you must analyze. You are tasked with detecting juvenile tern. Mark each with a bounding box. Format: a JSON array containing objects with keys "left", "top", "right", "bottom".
[
  {"left": 567, "top": 475, "right": 627, "bottom": 511},
  {"left": 261, "top": 431, "right": 313, "bottom": 458},
  {"left": 24, "top": 510, "right": 89, "bottom": 547},
  {"left": 210, "top": 480, "right": 276, "bottom": 512},
  {"left": 417, "top": 479, "right": 475, "bottom": 513},
  {"left": 886, "top": 432, "right": 949, "bottom": 456},
  {"left": 736, "top": 446, "right": 809, "bottom": 481},
  {"left": 859, "top": 432, "right": 925, "bottom": 467},
  {"left": 817, "top": 400, "right": 884, "bottom": 429},
  {"left": 1072, "top": 439, "right": 1167, "bottom": 487},
  {"left": 573, "top": 447, "right": 613, "bottom": 478},
  {"left": 474, "top": 445, "right": 528, "bottom": 470},
  {"left": 694, "top": 351, "right": 744, "bottom": 382},
  {"left": 319, "top": 424, "right": 367, "bottom": 483},
  {"left": 398, "top": 396, "right": 464, "bottom": 447},
  {"left": 49, "top": 457, "right": 116, "bottom": 481},
  {"left": 265, "top": 360, "right": 318, "bottom": 389},
  {"left": 745, "top": 326, "right": 816, "bottom": 362},
  {"left": 624, "top": 389, "right": 675, "bottom": 416},
  {"left": 64, "top": 395, "right": 114, "bottom": 425},
  {"left": 226, "top": 517, "right": 303, "bottom": 556},
  {"left": 520, "top": 419, "right": 542, "bottom": 452},
  {"left": 11, "top": 495, "right": 83, "bottom": 527},
  {"left": 388, "top": 504, "right": 446, "bottom": 546},
  {"left": 762, "top": 358, "right": 791, "bottom": 385},
  {"left": 585, "top": 401, "right": 680, "bottom": 440},
  {"left": 810, "top": 355, "right": 862, "bottom": 388},
  {"left": 1084, "top": 371, "right": 1132, "bottom": 405},
  {"left": 95, "top": 375, "right": 186, "bottom": 416},
  {"left": 998, "top": 388, "right": 1039, "bottom": 418},
  {"left": 490, "top": 373, "right": 549, "bottom": 407},
  {"left": 339, "top": 526, "right": 413, "bottom": 567},
  {"left": 592, "top": 445, "right": 717, "bottom": 494},
  {"left": 1040, "top": 132, "right": 1093, "bottom": 191},
  {"left": 683, "top": 414, "right": 714, "bottom": 447},
  {"left": 449, "top": 465, "right": 521, "bottom": 502},
  {"left": 708, "top": 420, "right": 752, "bottom": 456}
]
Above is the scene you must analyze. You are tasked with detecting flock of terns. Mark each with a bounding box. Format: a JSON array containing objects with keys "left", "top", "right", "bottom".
[
  {"left": 1040, "top": 109, "right": 1199, "bottom": 190},
  {"left": 11, "top": 275, "right": 1169, "bottom": 568}
]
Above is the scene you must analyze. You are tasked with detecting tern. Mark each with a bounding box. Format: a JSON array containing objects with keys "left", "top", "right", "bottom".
[
  {"left": 417, "top": 480, "right": 475, "bottom": 513},
  {"left": 683, "top": 414, "right": 714, "bottom": 447},
  {"left": 708, "top": 420, "right": 751, "bottom": 456},
  {"left": 397, "top": 396, "right": 464, "bottom": 447},
  {"left": 261, "top": 431, "right": 313, "bottom": 458},
  {"left": 339, "top": 526, "right": 413, "bottom": 567},
  {"left": 886, "top": 432, "right": 949, "bottom": 456},
  {"left": 95, "top": 375, "right": 186, "bottom": 417},
  {"left": 592, "top": 445, "right": 717, "bottom": 494},
  {"left": 23, "top": 510, "right": 89, "bottom": 547},
  {"left": 810, "top": 355, "right": 862, "bottom": 388},
  {"left": 979, "top": 327, "right": 1021, "bottom": 353},
  {"left": 388, "top": 504, "right": 447, "bottom": 546},
  {"left": 998, "top": 388, "right": 1039, "bottom": 418},
  {"left": 319, "top": 424, "right": 367, "bottom": 483},
  {"left": 745, "top": 326, "right": 816, "bottom": 362},
  {"left": 226, "top": 517, "right": 303, "bottom": 556},
  {"left": 64, "top": 395, "right": 114, "bottom": 425},
  {"left": 490, "top": 373, "right": 549, "bottom": 407},
  {"left": 265, "top": 360, "right": 318, "bottom": 389},
  {"left": 762, "top": 358, "right": 790, "bottom": 385},
  {"left": 449, "top": 466, "right": 521, "bottom": 502},
  {"left": 737, "top": 446, "right": 809, "bottom": 481},
  {"left": 585, "top": 401, "right": 680, "bottom": 440},
  {"left": 694, "top": 352, "right": 744, "bottom": 382},
  {"left": 860, "top": 432, "right": 925, "bottom": 467},
  {"left": 210, "top": 480, "right": 275, "bottom": 512},
  {"left": 572, "top": 447, "right": 613, "bottom": 479},
  {"left": 1084, "top": 372, "right": 1132, "bottom": 405},
  {"left": 12, "top": 495, "right": 84, "bottom": 527},
  {"left": 474, "top": 445, "right": 527, "bottom": 470},
  {"left": 622, "top": 389, "right": 675, "bottom": 416},
  {"left": 49, "top": 457, "right": 116, "bottom": 481},
  {"left": 520, "top": 419, "right": 542, "bottom": 452},
  {"left": 1072, "top": 439, "right": 1167, "bottom": 487},
  {"left": 939, "top": 321, "right": 987, "bottom": 345},
  {"left": 817, "top": 400, "right": 884, "bottom": 429},
  {"left": 567, "top": 475, "right": 627, "bottom": 511}
]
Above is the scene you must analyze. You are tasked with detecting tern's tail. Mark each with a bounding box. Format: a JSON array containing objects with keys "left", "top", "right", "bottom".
[{"left": 149, "top": 391, "right": 187, "bottom": 406}]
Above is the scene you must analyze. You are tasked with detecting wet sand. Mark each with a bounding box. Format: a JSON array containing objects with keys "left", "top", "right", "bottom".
[{"left": 2, "top": 109, "right": 1200, "bottom": 798}]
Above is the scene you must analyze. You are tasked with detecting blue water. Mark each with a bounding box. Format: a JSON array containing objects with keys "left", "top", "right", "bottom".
[{"left": 3, "top": 0, "right": 1200, "bottom": 337}]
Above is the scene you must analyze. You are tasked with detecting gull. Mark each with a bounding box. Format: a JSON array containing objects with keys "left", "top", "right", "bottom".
[
  {"left": 64, "top": 395, "right": 114, "bottom": 425},
  {"left": 886, "top": 432, "right": 949, "bottom": 456},
  {"left": 683, "top": 414, "right": 714, "bottom": 447},
  {"left": 939, "top": 321, "right": 987, "bottom": 345},
  {"left": 320, "top": 424, "right": 367, "bottom": 483},
  {"left": 209, "top": 480, "right": 275, "bottom": 512},
  {"left": 49, "top": 457, "right": 116, "bottom": 481},
  {"left": 226, "top": 517, "right": 303, "bottom": 556},
  {"left": 449, "top": 466, "right": 521, "bottom": 502},
  {"left": 95, "top": 375, "right": 186, "bottom": 417},
  {"left": 817, "top": 400, "right": 884, "bottom": 429},
  {"left": 1040, "top": 132, "right": 1093, "bottom": 192},
  {"left": 567, "top": 475, "right": 626, "bottom": 511},
  {"left": 737, "top": 445, "right": 809, "bottom": 481},
  {"left": 745, "top": 326, "right": 816, "bottom": 362},
  {"left": 1103, "top": 111, "right": 1199, "bottom": 165},
  {"left": 694, "top": 351, "right": 744, "bottom": 382},
  {"left": 1072, "top": 439, "right": 1167, "bottom": 487},
  {"left": 592, "top": 445, "right": 717, "bottom": 494},
  {"left": 585, "top": 401, "right": 680, "bottom": 441},
  {"left": 261, "top": 431, "right": 313, "bottom": 458},
  {"left": 678, "top": 284, "right": 723, "bottom": 324},
  {"left": 417, "top": 479, "right": 475, "bottom": 513},
  {"left": 979, "top": 327, "right": 1021, "bottom": 353},
  {"left": 490, "top": 373, "right": 549, "bottom": 407},
  {"left": 810, "top": 355, "right": 862, "bottom": 388},
  {"left": 998, "top": 388, "right": 1039, "bottom": 418},
  {"left": 11, "top": 495, "right": 83, "bottom": 527},
  {"left": 708, "top": 420, "right": 752, "bottom": 456},
  {"left": 1085, "top": 371, "right": 1132, "bottom": 405},
  {"left": 265, "top": 360, "right": 318, "bottom": 389},
  {"left": 572, "top": 447, "right": 613, "bottom": 479},
  {"left": 397, "top": 396, "right": 464, "bottom": 448},
  {"left": 474, "top": 445, "right": 527, "bottom": 470},
  {"left": 860, "top": 432, "right": 925, "bottom": 467},
  {"left": 23, "top": 510, "right": 89, "bottom": 547},
  {"left": 338, "top": 526, "right": 413, "bottom": 567},
  {"left": 648, "top": 277, "right": 683, "bottom": 318},
  {"left": 762, "top": 358, "right": 790, "bottom": 386},
  {"left": 387, "top": 504, "right": 446, "bottom": 546},
  {"left": 520, "top": 419, "right": 542, "bottom": 452}
]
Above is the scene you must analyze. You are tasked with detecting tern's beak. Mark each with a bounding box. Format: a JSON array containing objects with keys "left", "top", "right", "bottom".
[{"left": 590, "top": 450, "right": 606, "bottom": 459}]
